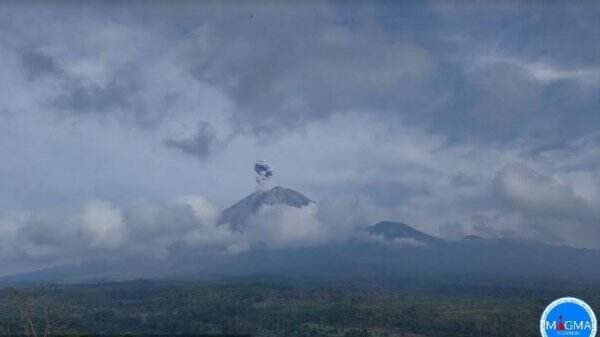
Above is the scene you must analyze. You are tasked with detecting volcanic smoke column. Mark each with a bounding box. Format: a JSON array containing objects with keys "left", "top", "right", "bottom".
[{"left": 254, "top": 160, "right": 274, "bottom": 189}]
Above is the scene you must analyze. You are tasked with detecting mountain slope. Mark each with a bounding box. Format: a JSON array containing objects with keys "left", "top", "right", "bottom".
[{"left": 218, "top": 186, "right": 313, "bottom": 231}]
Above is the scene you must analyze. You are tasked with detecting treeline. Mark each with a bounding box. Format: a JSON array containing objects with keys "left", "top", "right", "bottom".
[{"left": 0, "top": 280, "right": 598, "bottom": 337}]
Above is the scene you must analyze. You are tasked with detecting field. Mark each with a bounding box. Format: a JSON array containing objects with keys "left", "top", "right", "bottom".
[{"left": 1, "top": 279, "right": 598, "bottom": 337}]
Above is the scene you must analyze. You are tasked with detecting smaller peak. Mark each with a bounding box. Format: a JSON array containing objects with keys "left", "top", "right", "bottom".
[
  {"left": 369, "top": 221, "right": 443, "bottom": 245},
  {"left": 371, "top": 221, "right": 418, "bottom": 234}
]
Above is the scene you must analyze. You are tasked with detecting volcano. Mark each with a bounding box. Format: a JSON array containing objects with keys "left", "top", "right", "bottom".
[{"left": 217, "top": 186, "right": 314, "bottom": 231}]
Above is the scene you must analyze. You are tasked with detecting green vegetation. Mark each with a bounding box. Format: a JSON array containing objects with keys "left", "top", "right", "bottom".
[{"left": 0, "top": 279, "right": 597, "bottom": 337}]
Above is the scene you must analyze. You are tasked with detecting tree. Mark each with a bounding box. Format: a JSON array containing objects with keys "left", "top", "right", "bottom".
[{"left": 9, "top": 288, "right": 50, "bottom": 337}]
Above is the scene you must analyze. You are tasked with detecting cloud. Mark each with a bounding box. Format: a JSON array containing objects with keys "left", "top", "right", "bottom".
[
  {"left": 496, "top": 165, "right": 583, "bottom": 217},
  {"left": 526, "top": 63, "right": 600, "bottom": 86},
  {"left": 0, "top": 196, "right": 217, "bottom": 275},
  {"left": 175, "top": 195, "right": 219, "bottom": 225},
  {"left": 364, "top": 233, "right": 427, "bottom": 248},
  {"left": 474, "top": 54, "right": 600, "bottom": 87},
  {"left": 4, "top": 1, "right": 600, "bottom": 146},
  {"left": 494, "top": 164, "right": 600, "bottom": 247},
  {"left": 0, "top": 192, "right": 373, "bottom": 276},
  {"left": 243, "top": 204, "right": 329, "bottom": 248},
  {"left": 164, "top": 121, "right": 221, "bottom": 159},
  {"left": 81, "top": 200, "right": 126, "bottom": 249},
  {"left": 189, "top": 196, "right": 368, "bottom": 251},
  {"left": 51, "top": 68, "right": 146, "bottom": 122},
  {"left": 163, "top": 4, "right": 439, "bottom": 137},
  {"left": 20, "top": 49, "right": 62, "bottom": 80}
]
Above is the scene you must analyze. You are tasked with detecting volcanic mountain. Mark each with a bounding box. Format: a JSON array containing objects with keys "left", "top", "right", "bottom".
[
  {"left": 368, "top": 221, "right": 445, "bottom": 246},
  {"left": 217, "top": 186, "right": 314, "bottom": 231}
]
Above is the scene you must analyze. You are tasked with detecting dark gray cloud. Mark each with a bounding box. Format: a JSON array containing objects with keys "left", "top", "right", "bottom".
[
  {"left": 7, "top": 1, "right": 600, "bottom": 145},
  {"left": 164, "top": 122, "right": 220, "bottom": 159},
  {"left": 184, "top": 8, "right": 439, "bottom": 136},
  {"left": 14, "top": 44, "right": 156, "bottom": 127},
  {"left": 254, "top": 160, "right": 273, "bottom": 186},
  {"left": 53, "top": 73, "right": 146, "bottom": 122},
  {"left": 20, "top": 49, "right": 62, "bottom": 80}
]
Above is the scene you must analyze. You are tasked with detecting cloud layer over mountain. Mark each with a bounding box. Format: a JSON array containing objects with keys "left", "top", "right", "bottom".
[{"left": 0, "top": 193, "right": 371, "bottom": 276}]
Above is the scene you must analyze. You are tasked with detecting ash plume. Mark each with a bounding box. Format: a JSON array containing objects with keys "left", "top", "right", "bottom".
[{"left": 255, "top": 161, "right": 274, "bottom": 189}]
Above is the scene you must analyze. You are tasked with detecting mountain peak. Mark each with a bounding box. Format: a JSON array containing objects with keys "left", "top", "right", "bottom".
[
  {"left": 218, "top": 186, "right": 313, "bottom": 231},
  {"left": 368, "top": 221, "right": 443, "bottom": 245}
]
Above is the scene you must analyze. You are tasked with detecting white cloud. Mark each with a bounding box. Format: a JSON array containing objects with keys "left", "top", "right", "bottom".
[
  {"left": 495, "top": 164, "right": 600, "bottom": 248},
  {"left": 526, "top": 63, "right": 600, "bottom": 85},
  {"left": 175, "top": 195, "right": 219, "bottom": 226},
  {"left": 81, "top": 200, "right": 126, "bottom": 249},
  {"left": 245, "top": 204, "right": 324, "bottom": 247},
  {"left": 0, "top": 190, "right": 377, "bottom": 276},
  {"left": 364, "top": 233, "right": 427, "bottom": 248},
  {"left": 475, "top": 55, "right": 600, "bottom": 86},
  {"left": 496, "top": 165, "right": 579, "bottom": 214}
]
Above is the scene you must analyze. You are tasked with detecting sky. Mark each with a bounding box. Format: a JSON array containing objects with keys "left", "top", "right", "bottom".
[{"left": 0, "top": 1, "right": 600, "bottom": 275}]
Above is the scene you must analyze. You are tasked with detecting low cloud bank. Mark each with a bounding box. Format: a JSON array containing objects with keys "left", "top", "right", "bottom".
[{"left": 0, "top": 195, "right": 369, "bottom": 276}]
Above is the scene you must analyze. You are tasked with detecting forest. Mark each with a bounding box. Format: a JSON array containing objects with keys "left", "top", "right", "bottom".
[{"left": 0, "top": 278, "right": 597, "bottom": 337}]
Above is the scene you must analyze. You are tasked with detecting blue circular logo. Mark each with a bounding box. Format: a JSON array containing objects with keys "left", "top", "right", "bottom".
[{"left": 541, "top": 297, "right": 597, "bottom": 337}]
